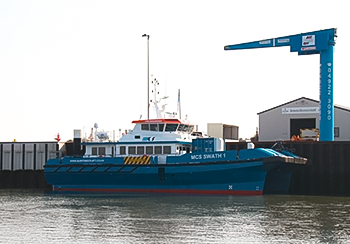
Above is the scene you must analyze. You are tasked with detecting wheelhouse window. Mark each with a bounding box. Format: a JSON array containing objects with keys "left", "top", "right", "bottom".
[
  {"left": 150, "top": 124, "right": 158, "bottom": 131},
  {"left": 120, "top": 146, "right": 126, "bottom": 155},
  {"left": 185, "top": 125, "right": 194, "bottom": 133},
  {"left": 178, "top": 124, "right": 186, "bottom": 131},
  {"left": 158, "top": 123, "right": 165, "bottom": 132},
  {"left": 137, "top": 146, "right": 144, "bottom": 155},
  {"left": 128, "top": 146, "right": 136, "bottom": 154},
  {"left": 155, "top": 146, "right": 162, "bottom": 154},
  {"left": 92, "top": 147, "right": 98, "bottom": 155},
  {"left": 165, "top": 123, "right": 178, "bottom": 132},
  {"left": 163, "top": 146, "right": 171, "bottom": 154},
  {"left": 141, "top": 124, "right": 150, "bottom": 131},
  {"left": 146, "top": 146, "right": 153, "bottom": 154},
  {"left": 177, "top": 124, "right": 194, "bottom": 133}
]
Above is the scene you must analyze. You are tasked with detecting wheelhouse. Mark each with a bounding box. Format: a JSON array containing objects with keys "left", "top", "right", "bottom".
[
  {"left": 131, "top": 118, "right": 195, "bottom": 133},
  {"left": 83, "top": 118, "right": 196, "bottom": 158}
]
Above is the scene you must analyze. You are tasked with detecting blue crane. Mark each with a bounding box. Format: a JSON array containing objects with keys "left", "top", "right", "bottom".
[{"left": 225, "top": 28, "right": 337, "bottom": 141}]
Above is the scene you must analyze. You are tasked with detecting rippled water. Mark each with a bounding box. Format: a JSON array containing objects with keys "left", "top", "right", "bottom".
[{"left": 1, "top": 190, "right": 350, "bottom": 243}]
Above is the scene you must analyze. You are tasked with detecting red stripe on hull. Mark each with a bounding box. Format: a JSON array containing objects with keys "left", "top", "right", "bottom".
[{"left": 53, "top": 187, "right": 263, "bottom": 196}]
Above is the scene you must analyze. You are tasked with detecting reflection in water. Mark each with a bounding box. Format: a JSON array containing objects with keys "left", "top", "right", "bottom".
[
  {"left": 262, "top": 196, "right": 350, "bottom": 243},
  {"left": 0, "top": 190, "right": 350, "bottom": 243}
]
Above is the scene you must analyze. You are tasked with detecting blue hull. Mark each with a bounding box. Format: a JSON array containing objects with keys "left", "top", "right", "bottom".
[{"left": 44, "top": 154, "right": 302, "bottom": 196}]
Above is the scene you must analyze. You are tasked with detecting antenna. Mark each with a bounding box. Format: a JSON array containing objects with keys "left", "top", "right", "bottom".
[
  {"left": 151, "top": 77, "right": 169, "bottom": 119},
  {"left": 177, "top": 89, "right": 181, "bottom": 119},
  {"left": 94, "top": 123, "right": 98, "bottom": 142}
]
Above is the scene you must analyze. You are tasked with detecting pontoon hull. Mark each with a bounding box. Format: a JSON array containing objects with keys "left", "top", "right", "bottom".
[{"left": 44, "top": 157, "right": 301, "bottom": 195}]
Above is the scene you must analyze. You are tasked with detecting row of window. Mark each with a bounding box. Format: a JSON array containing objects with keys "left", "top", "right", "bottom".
[
  {"left": 140, "top": 123, "right": 194, "bottom": 133},
  {"left": 141, "top": 123, "right": 165, "bottom": 131},
  {"left": 91, "top": 147, "right": 115, "bottom": 157},
  {"left": 119, "top": 146, "right": 171, "bottom": 155},
  {"left": 90, "top": 145, "right": 191, "bottom": 156},
  {"left": 92, "top": 147, "right": 106, "bottom": 155}
]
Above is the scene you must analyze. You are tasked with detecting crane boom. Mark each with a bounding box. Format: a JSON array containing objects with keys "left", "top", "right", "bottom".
[{"left": 225, "top": 28, "right": 337, "bottom": 141}]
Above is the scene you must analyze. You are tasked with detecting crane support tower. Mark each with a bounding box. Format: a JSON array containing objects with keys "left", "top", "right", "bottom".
[{"left": 225, "top": 28, "right": 337, "bottom": 141}]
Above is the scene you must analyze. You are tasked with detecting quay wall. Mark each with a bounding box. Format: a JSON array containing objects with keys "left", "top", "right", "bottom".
[
  {"left": 0, "top": 170, "right": 51, "bottom": 189},
  {"left": 0, "top": 142, "right": 57, "bottom": 189},
  {"left": 227, "top": 141, "right": 350, "bottom": 196}
]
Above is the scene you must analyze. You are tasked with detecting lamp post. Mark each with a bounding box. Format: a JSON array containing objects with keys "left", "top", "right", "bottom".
[{"left": 142, "top": 34, "right": 150, "bottom": 120}]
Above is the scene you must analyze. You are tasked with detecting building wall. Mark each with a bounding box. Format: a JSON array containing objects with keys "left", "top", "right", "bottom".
[
  {"left": 207, "top": 123, "right": 224, "bottom": 138},
  {"left": 207, "top": 123, "right": 239, "bottom": 140},
  {"left": 259, "top": 98, "right": 350, "bottom": 141},
  {"left": 259, "top": 99, "right": 318, "bottom": 141},
  {"left": 335, "top": 108, "right": 350, "bottom": 140},
  {"left": 223, "top": 125, "right": 239, "bottom": 140}
]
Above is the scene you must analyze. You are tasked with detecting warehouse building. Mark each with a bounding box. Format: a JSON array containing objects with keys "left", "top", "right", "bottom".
[{"left": 258, "top": 97, "right": 350, "bottom": 141}]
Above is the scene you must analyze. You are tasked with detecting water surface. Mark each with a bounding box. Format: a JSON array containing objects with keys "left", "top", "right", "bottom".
[{"left": 1, "top": 190, "right": 349, "bottom": 243}]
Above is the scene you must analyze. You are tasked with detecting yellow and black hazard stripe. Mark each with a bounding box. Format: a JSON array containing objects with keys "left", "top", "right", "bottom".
[{"left": 124, "top": 155, "right": 151, "bottom": 165}]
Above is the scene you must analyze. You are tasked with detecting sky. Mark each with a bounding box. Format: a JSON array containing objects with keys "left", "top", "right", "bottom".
[{"left": 0, "top": 1, "right": 349, "bottom": 142}]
